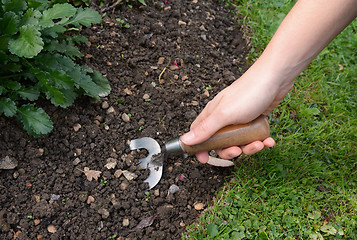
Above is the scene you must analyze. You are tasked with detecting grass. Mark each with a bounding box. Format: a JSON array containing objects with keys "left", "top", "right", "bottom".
[{"left": 184, "top": 0, "right": 356, "bottom": 239}]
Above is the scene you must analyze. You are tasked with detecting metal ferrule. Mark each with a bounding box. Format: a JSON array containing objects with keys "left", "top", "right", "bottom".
[{"left": 164, "top": 137, "right": 184, "bottom": 154}]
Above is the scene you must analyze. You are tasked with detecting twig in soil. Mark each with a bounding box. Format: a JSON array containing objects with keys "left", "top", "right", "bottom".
[
  {"left": 158, "top": 58, "right": 171, "bottom": 84},
  {"left": 101, "top": 0, "right": 122, "bottom": 12}
]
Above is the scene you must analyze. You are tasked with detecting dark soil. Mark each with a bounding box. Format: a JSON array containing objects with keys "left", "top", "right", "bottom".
[{"left": 0, "top": 0, "right": 249, "bottom": 239}]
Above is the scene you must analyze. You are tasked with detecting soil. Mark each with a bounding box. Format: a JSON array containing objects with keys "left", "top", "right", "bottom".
[{"left": 0, "top": 0, "right": 249, "bottom": 239}]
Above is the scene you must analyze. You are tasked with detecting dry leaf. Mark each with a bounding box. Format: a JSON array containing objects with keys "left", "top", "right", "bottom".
[
  {"left": 83, "top": 167, "right": 101, "bottom": 181},
  {"left": 129, "top": 215, "right": 156, "bottom": 232},
  {"left": 104, "top": 158, "right": 117, "bottom": 169}
]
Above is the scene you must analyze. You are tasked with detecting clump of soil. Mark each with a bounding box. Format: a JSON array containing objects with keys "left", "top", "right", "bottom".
[{"left": 0, "top": 0, "right": 249, "bottom": 239}]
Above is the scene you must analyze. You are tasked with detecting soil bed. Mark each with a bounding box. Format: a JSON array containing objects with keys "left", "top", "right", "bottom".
[{"left": 0, "top": 0, "right": 249, "bottom": 239}]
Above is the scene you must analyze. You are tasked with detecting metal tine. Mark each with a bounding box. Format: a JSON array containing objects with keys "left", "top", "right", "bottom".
[{"left": 129, "top": 137, "right": 161, "bottom": 169}]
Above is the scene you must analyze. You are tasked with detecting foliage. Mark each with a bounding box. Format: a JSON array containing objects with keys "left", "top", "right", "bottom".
[
  {"left": 0, "top": 0, "right": 111, "bottom": 137},
  {"left": 185, "top": 0, "right": 356, "bottom": 239}
]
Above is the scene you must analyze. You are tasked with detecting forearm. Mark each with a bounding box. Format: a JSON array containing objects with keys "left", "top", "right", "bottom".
[{"left": 257, "top": 0, "right": 357, "bottom": 84}]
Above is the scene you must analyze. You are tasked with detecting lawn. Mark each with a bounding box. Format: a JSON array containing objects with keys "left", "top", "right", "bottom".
[{"left": 185, "top": 0, "right": 356, "bottom": 239}]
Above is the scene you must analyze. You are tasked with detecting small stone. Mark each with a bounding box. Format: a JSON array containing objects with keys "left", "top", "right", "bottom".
[
  {"left": 143, "top": 93, "right": 150, "bottom": 100},
  {"left": 73, "top": 158, "right": 81, "bottom": 165},
  {"left": 101, "top": 101, "right": 109, "bottom": 109},
  {"left": 104, "top": 125, "right": 110, "bottom": 130},
  {"left": 181, "top": 75, "right": 189, "bottom": 81},
  {"left": 0, "top": 156, "right": 18, "bottom": 169},
  {"left": 87, "top": 196, "right": 95, "bottom": 204},
  {"left": 168, "top": 184, "right": 179, "bottom": 194},
  {"left": 180, "top": 221, "right": 186, "bottom": 227},
  {"left": 122, "top": 113, "right": 130, "bottom": 123},
  {"left": 13, "top": 171, "right": 19, "bottom": 179},
  {"left": 174, "top": 75, "right": 179, "bottom": 80},
  {"left": 75, "top": 148, "right": 82, "bottom": 156},
  {"left": 98, "top": 208, "right": 110, "bottom": 219},
  {"left": 199, "top": 25, "right": 207, "bottom": 31},
  {"left": 157, "top": 57, "right": 165, "bottom": 65},
  {"left": 123, "top": 88, "right": 132, "bottom": 95},
  {"left": 106, "top": 61, "right": 112, "bottom": 66},
  {"left": 194, "top": 202, "right": 204, "bottom": 210},
  {"left": 109, "top": 22, "right": 115, "bottom": 26},
  {"left": 178, "top": 20, "right": 187, "bottom": 26},
  {"left": 122, "top": 170, "right": 137, "bottom": 181},
  {"left": 122, "top": 218, "right": 130, "bottom": 227},
  {"left": 114, "top": 170, "right": 123, "bottom": 178},
  {"left": 154, "top": 189, "right": 160, "bottom": 197},
  {"left": 107, "top": 106, "right": 115, "bottom": 114},
  {"left": 168, "top": 166, "right": 173, "bottom": 173},
  {"left": 138, "top": 118, "right": 145, "bottom": 125},
  {"left": 192, "top": 101, "right": 199, "bottom": 106},
  {"left": 94, "top": 120, "right": 100, "bottom": 126},
  {"left": 73, "top": 123, "right": 81, "bottom": 132},
  {"left": 51, "top": 194, "right": 60, "bottom": 201},
  {"left": 38, "top": 148, "right": 44, "bottom": 156},
  {"left": 47, "top": 225, "right": 57, "bottom": 233},
  {"left": 203, "top": 89, "right": 210, "bottom": 97},
  {"left": 85, "top": 54, "right": 93, "bottom": 59},
  {"left": 34, "top": 195, "right": 40, "bottom": 203},
  {"left": 34, "top": 219, "right": 41, "bottom": 226},
  {"left": 170, "top": 65, "right": 179, "bottom": 71},
  {"left": 120, "top": 182, "right": 129, "bottom": 191},
  {"left": 163, "top": 6, "right": 171, "bottom": 11},
  {"left": 95, "top": 116, "right": 104, "bottom": 122}
]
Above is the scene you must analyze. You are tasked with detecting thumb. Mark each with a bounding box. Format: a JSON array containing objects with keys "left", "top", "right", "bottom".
[{"left": 180, "top": 116, "right": 225, "bottom": 146}]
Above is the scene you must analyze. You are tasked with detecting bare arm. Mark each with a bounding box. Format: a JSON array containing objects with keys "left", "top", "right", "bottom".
[{"left": 181, "top": 0, "right": 357, "bottom": 163}]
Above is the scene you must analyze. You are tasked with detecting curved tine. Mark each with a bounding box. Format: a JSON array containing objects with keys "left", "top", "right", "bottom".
[
  {"left": 145, "top": 165, "right": 163, "bottom": 190},
  {"left": 129, "top": 137, "right": 161, "bottom": 169}
]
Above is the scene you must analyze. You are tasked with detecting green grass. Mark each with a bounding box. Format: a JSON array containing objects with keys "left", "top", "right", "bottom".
[{"left": 184, "top": 0, "right": 356, "bottom": 239}]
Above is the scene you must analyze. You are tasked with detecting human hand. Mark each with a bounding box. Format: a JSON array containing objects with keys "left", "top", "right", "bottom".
[{"left": 180, "top": 61, "right": 293, "bottom": 163}]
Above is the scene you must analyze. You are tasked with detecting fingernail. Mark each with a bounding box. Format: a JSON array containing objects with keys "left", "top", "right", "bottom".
[{"left": 180, "top": 131, "right": 195, "bottom": 144}]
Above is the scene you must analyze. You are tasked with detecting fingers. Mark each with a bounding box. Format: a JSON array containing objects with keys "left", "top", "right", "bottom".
[
  {"left": 195, "top": 151, "right": 210, "bottom": 164},
  {"left": 215, "top": 146, "right": 242, "bottom": 159},
  {"left": 215, "top": 137, "right": 276, "bottom": 160}
]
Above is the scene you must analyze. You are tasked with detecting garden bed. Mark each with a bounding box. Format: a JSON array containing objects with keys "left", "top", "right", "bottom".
[{"left": 0, "top": 0, "right": 249, "bottom": 239}]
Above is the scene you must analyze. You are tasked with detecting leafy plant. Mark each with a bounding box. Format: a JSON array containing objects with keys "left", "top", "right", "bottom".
[
  {"left": 0, "top": 0, "right": 111, "bottom": 137},
  {"left": 115, "top": 18, "right": 130, "bottom": 28}
]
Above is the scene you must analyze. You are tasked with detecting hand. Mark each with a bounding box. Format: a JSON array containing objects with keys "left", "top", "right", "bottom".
[{"left": 181, "top": 59, "right": 293, "bottom": 163}]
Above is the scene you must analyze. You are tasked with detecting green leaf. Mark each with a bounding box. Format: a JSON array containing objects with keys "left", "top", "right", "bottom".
[
  {"left": 320, "top": 224, "right": 337, "bottom": 235},
  {"left": 20, "top": 8, "right": 41, "bottom": 26},
  {"left": 90, "top": 71, "right": 111, "bottom": 97},
  {"left": 0, "top": 36, "right": 10, "bottom": 51},
  {"left": 0, "top": 11, "right": 20, "bottom": 35},
  {"left": 3, "top": 80, "right": 21, "bottom": 90},
  {"left": 307, "top": 210, "right": 321, "bottom": 220},
  {"left": 8, "top": 25, "right": 44, "bottom": 58},
  {"left": 0, "top": 98, "right": 17, "bottom": 117},
  {"left": 17, "top": 104, "right": 53, "bottom": 137},
  {"left": 41, "top": 24, "right": 66, "bottom": 38},
  {"left": 257, "top": 232, "right": 269, "bottom": 240},
  {"left": 40, "top": 3, "right": 76, "bottom": 28},
  {"left": 2, "top": 0, "right": 27, "bottom": 13},
  {"left": 138, "top": 0, "right": 147, "bottom": 6},
  {"left": 207, "top": 223, "right": 218, "bottom": 237},
  {"left": 17, "top": 87, "right": 40, "bottom": 101},
  {"left": 77, "top": 72, "right": 100, "bottom": 99},
  {"left": 66, "top": 7, "right": 101, "bottom": 27},
  {"left": 45, "top": 39, "right": 83, "bottom": 59},
  {"left": 231, "top": 231, "right": 245, "bottom": 240}
]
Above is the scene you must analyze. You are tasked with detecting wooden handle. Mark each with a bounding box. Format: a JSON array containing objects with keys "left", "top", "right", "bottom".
[{"left": 180, "top": 115, "right": 270, "bottom": 154}]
